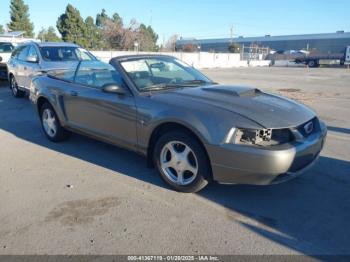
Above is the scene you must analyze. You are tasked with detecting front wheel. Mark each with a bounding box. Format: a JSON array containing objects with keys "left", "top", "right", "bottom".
[
  {"left": 154, "top": 131, "right": 211, "bottom": 193},
  {"left": 10, "top": 75, "right": 25, "bottom": 98},
  {"left": 40, "top": 102, "right": 70, "bottom": 142}
]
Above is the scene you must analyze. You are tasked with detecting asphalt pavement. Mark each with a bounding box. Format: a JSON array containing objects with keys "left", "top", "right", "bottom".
[{"left": 0, "top": 67, "right": 349, "bottom": 256}]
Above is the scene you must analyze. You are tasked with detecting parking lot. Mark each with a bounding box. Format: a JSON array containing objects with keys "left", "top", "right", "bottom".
[{"left": 0, "top": 67, "right": 349, "bottom": 255}]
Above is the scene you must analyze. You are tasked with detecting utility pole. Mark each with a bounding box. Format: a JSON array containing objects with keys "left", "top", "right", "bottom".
[{"left": 230, "top": 25, "right": 234, "bottom": 44}]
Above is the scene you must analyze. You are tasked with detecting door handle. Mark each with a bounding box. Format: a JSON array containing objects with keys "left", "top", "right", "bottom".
[{"left": 70, "top": 91, "right": 78, "bottom": 97}]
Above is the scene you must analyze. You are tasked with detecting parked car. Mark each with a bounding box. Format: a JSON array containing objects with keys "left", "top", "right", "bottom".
[
  {"left": 30, "top": 55, "right": 327, "bottom": 193},
  {"left": 0, "top": 42, "right": 16, "bottom": 79},
  {"left": 7, "top": 41, "right": 97, "bottom": 97}
]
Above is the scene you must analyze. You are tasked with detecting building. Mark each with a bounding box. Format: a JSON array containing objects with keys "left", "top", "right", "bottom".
[{"left": 176, "top": 31, "right": 350, "bottom": 54}]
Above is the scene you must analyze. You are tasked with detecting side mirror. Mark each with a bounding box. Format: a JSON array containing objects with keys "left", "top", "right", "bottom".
[
  {"left": 0, "top": 56, "right": 2, "bottom": 62},
  {"left": 26, "top": 55, "right": 38, "bottom": 63},
  {"left": 102, "top": 83, "right": 126, "bottom": 95}
]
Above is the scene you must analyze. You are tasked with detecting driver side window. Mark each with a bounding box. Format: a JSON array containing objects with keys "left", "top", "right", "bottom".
[
  {"left": 74, "top": 62, "right": 124, "bottom": 89},
  {"left": 17, "top": 46, "right": 30, "bottom": 61},
  {"left": 27, "top": 46, "right": 38, "bottom": 60}
]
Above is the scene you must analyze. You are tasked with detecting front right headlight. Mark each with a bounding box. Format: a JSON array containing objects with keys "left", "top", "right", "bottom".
[
  {"left": 226, "top": 128, "right": 294, "bottom": 147},
  {"left": 234, "top": 128, "right": 272, "bottom": 146}
]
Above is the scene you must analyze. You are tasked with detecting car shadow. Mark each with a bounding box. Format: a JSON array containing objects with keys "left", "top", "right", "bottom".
[
  {"left": 1, "top": 89, "right": 350, "bottom": 256},
  {"left": 198, "top": 156, "right": 350, "bottom": 255},
  {"left": 0, "top": 80, "right": 9, "bottom": 87},
  {"left": 327, "top": 125, "right": 350, "bottom": 135}
]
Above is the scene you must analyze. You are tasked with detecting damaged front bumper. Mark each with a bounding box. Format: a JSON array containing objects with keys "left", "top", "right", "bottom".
[{"left": 206, "top": 121, "right": 327, "bottom": 185}]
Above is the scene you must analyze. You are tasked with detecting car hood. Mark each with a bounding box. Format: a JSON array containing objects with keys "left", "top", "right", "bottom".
[
  {"left": 40, "top": 61, "right": 79, "bottom": 71},
  {"left": 151, "top": 85, "right": 315, "bottom": 129}
]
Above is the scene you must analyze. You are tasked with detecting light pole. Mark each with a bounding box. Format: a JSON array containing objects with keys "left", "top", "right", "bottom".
[
  {"left": 134, "top": 41, "right": 139, "bottom": 53},
  {"left": 198, "top": 45, "right": 201, "bottom": 64}
]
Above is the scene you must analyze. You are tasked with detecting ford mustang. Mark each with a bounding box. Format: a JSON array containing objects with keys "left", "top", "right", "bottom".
[{"left": 29, "top": 55, "right": 327, "bottom": 192}]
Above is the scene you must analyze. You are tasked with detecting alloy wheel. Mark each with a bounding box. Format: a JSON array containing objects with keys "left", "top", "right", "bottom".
[
  {"left": 42, "top": 108, "right": 57, "bottom": 138},
  {"left": 160, "top": 141, "right": 198, "bottom": 186}
]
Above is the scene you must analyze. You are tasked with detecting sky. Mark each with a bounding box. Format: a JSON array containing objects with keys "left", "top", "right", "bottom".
[{"left": 0, "top": 0, "right": 349, "bottom": 44}]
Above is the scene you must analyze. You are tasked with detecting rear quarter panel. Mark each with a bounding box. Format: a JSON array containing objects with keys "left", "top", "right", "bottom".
[{"left": 31, "top": 76, "right": 70, "bottom": 126}]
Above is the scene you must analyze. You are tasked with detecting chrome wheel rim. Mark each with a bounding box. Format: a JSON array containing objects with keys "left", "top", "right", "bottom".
[
  {"left": 160, "top": 141, "right": 198, "bottom": 186},
  {"left": 11, "top": 77, "right": 18, "bottom": 95},
  {"left": 42, "top": 108, "right": 57, "bottom": 138}
]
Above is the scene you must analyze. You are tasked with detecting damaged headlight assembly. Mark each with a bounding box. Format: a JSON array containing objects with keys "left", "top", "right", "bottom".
[{"left": 225, "top": 128, "right": 294, "bottom": 146}]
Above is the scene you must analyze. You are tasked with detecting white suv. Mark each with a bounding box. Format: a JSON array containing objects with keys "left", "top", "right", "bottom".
[
  {"left": 7, "top": 41, "right": 97, "bottom": 97},
  {"left": 0, "top": 42, "right": 15, "bottom": 80}
]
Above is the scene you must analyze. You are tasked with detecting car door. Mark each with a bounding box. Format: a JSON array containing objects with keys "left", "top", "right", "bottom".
[
  {"left": 62, "top": 61, "right": 138, "bottom": 150},
  {"left": 12, "top": 45, "right": 29, "bottom": 87},
  {"left": 22, "top": 45, "right": 41, "bottom": 89}
]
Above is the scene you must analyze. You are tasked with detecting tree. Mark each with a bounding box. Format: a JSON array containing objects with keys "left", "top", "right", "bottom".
[
  {"left": 84, "top": 16, "right": 101, "bottom": 49},
  {"left": 64, "top": 7, "right": 160, "bottom": 51},
  {"left": 137, "top": 24, "right": 158, "bottom": 51},
  {"left": 112, "top": 13, "right": 123, "bottom": 25},
  {"left": 95, "top": 9, "right": 124, "bottom": 49},
  {"left": 56, "top": 4, "right": 87, "bottom": 47},
  {"left": 96, "top": 9, "right": 109, "bottom": 28},
  {"left": 0, "top": 25, "right": 4, "bottom": 34},
  {"left": 7, "top": 0, "right": 34, "bottom": 37},
  {"left": 37, "top": 26, "right": 61, "bottom": 42},
  {"left": 163, "top": 34, "right": 178, "bottom": 51},
  {"left": 121, "top": 19, "right": 139, "bottom": 50},
  {"left": 136, "top": 24, "right": 157, "bottom": 51},
  {"left": 101, "top": 18, "right": 124, "bottom": 49}
]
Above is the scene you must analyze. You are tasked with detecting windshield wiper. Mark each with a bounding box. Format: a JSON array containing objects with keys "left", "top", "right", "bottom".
[
  {"left": 182, "top": 79, "right": 216, "bottom": 85},
  {"left": 142, "top": 80, "right": 215, "bottom": 92},
  {"left": 142, "top": 83, "right": 183, "bottom": 92}
]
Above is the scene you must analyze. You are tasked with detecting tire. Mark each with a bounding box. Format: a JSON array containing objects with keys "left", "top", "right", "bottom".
[
  {"left": 40, "top": 102, "right": 70, "bottom": 142},
  {"left": 308, "top": 60, "right": 319, "bottom": 68},
  {"left": 10, "top": 75, "right": 25, "bottom": 98},
  {"left": 154, "top": 130, "right": 211, "bottom": 193}
]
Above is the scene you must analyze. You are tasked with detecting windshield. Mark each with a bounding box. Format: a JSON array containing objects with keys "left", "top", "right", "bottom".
[
  {"left": 39, "top": 46, "right": 95, "bottom": 62},
  {"left": 120, "top": 57, "right": 213, "bottom": 91},
  {"left": 0, "top": 43, "right": 14, "bottom": 53}
]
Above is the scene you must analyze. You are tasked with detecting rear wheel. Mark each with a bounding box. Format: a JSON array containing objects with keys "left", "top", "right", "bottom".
[
  {"left": 154, "top": 130, "right": 211, "bottom": 193},
  {"left": 40, "top": 102, "right": 70, "bottom": 142},
  {"left": 308, "top": 60, "right": 319, "bottom": 68},
  {"left": 10, "top": 75, "right": 25, "bottom": 98}
]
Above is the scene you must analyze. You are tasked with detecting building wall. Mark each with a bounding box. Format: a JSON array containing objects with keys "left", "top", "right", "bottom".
[{"left": 177, "top": 33, "right": 350, "bottom": 54}]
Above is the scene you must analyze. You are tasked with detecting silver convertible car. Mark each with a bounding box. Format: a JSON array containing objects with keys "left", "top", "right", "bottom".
[{"left": 29, "top": 55, "right": 327, "bottom": 192}]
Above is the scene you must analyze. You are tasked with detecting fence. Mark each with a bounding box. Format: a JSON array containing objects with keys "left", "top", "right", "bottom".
[
  {"left": 90, "top": 51, "right": 249, "bottom": 69},
  {"left": 240, "top": 45, "right": 270, "bottom": 61}
]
